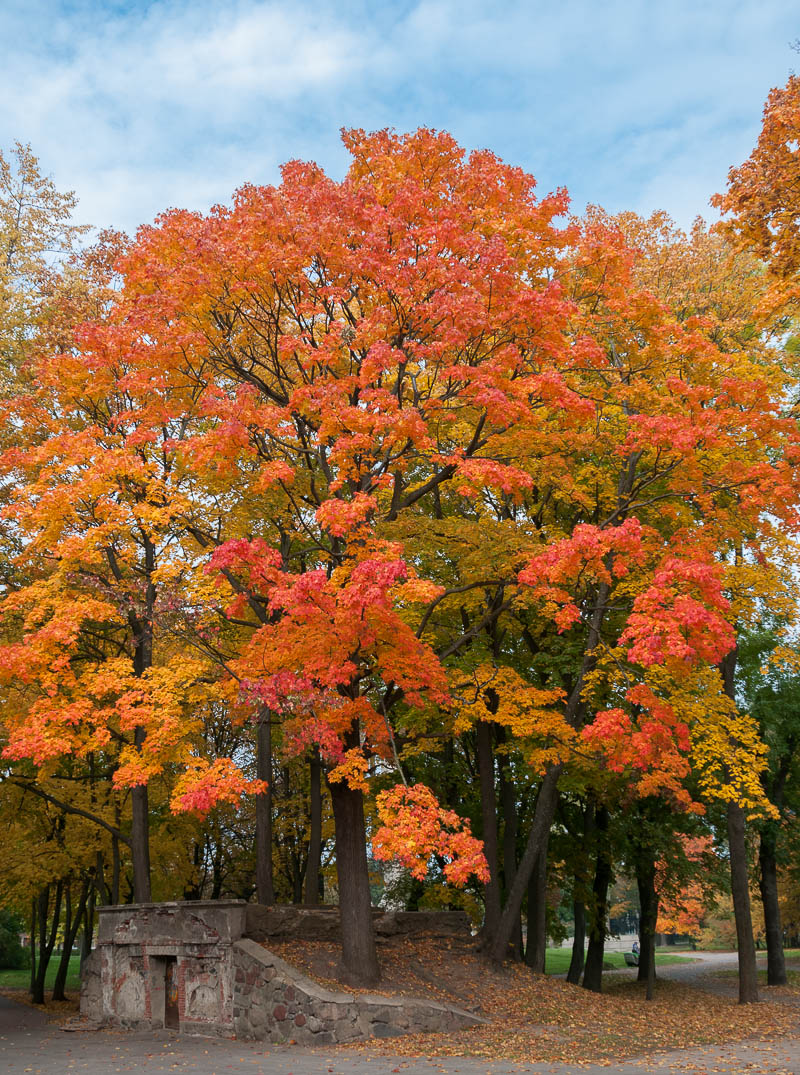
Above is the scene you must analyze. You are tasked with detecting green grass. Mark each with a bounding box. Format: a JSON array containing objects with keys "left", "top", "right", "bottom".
[
  {"left": 544, "top": 946, "right": 694, "bottom": 974},
  {"left": 0, "top": 953, "right": 81, "bottom": 991}
]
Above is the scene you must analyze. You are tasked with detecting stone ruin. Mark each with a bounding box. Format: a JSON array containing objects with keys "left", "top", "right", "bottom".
[{"left": 80, "top": 901, "right": 484, "bottom": 1043}]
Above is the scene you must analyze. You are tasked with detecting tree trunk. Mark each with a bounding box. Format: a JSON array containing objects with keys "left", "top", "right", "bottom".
[
  {"left": 525, "top": 846, "right": 549, "bottom": 972},
  {"left": 476, "top": 720, "right": 501, "bottom": 945},
  {"left": 128, "top": 538, "right": 155, "bottom": 904},
  {"left": 582, "top": 807, "right": 611, "bottom": 994},
  {"left": 488, "top": 763, "right": 562, "bottom": 964},
  {"left": 130, "top": 763, "right": 151, "bottom": 903},
  {"left": 255, "top": 711, "right": 275, "bottom": 905},
  {"left": 636, "top": 851, "right": 658, "bottom": 1000},
  {"left": 497, "top": 728, "right": 522, "bottom": 958},
  {"left": 728, "top": 799, "right": 759, "bottom": 1003},
  {"left": 111, "top": 834, "right": 121, "bottom": 905},
  {"left": 81, "top": 883, "right": 96, "bottom": 968},
  {"left": 305, "top": 748, "right": 322, "bottom": 906},
  {"left": 52, "top": 879, "right": 89, "bottom": 1001},
  {"left": 720, "top": 647, "right": 759, "bottom": 1004},
  {"left": 328, "top": 776, "right": 380, "bottom": 986},
  {"left": 29, "top": 896, "right": 36, "bottom": 999},
  {"left": 566, "top": 898, "right": 586, "bottom": 984},
  {"left": 31, "top": 882, "right": 62, "bottom": 1005},
  {"left": 759, "top": 824, "right": 787, "bottom": 986}
]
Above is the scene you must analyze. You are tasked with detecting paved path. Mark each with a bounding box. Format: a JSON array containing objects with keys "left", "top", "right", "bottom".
[
  {"left": 4, "top": 1017, "right": 800, "bottom": 1075},
  {"left": 2, "top": 956, "right": 800, "bottom": 1075}
]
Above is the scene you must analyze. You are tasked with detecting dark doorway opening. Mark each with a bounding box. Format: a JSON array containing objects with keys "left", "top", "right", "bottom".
[{"left": 164, "top": 957, "right": 179, "bottom": 1029}]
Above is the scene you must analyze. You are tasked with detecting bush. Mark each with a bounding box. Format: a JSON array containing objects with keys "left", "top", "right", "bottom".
[{"left": 0, "top": 908, "right": 30, "bottom": 970}]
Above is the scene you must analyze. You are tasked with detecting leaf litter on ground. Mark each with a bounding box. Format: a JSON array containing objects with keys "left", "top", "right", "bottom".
[{"left": 266, "top": 935, "right": 800, "bottom": 1065}]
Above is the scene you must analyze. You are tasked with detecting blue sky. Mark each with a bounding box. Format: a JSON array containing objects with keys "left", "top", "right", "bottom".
[{"left": 4, "top": 0, "right": 798, "bottom": 235}]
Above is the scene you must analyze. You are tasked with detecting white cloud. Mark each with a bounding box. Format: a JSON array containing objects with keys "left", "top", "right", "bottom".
[{"left": 0, "top": 0, "right": 797, "bottom": 234}]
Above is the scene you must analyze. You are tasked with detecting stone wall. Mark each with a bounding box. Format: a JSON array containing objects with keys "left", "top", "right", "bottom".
[
  {"left": 232, "top": 938, "right": 482, "bottom": 1043},
  {"left": 245, "top": 904, "right": 471, "bottom": 943},
  {"left": 81, "top": 902, "right": 482, "bottom": 1043}
]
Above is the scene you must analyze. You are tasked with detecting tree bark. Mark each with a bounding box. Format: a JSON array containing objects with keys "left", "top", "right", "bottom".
[
  {"left": 582, "top": 806, "right": 611, "bottom": 994},
  {"left": 488, "top": 763, "right": 562, "bottom": 964},
  {"left": 29, "top": 896, "right": 36, "bottom": 999},
  {"left": 130, "top": 762, "right": 152, "bottom": 903},
  {"left": 636, "top": 850, "right": 658, "bottom": 1000},
  {"left": 759, "top": 824, "right": 787, "bottom": 986},
  {"left": 328, "top": 776, "right": 380, "bottom": 986},
  {"left": 111, "top": 834, "right": 121, "bottom": 905},
  {"left": 497, "top": 727, "right": 522, "bottom": 958},
  {"left": 255, "top": 711, "right": 275, "bottom": 905},
  {"left": 525, "top": 846, "right": 549, "bottom": 972},
  {"left": 566, "top": 897, "right": 586, "bottom": 984},
  {"left": 728, "top": 799, "right": 759, "bottom": 1003},
  {"left": 127, "top": 535, "right": 155, "bottom": 904},
  {"left": 81, "top": 882, "right": 96, "bottom": 968},
  {"left": 476, "top": 720, "right": 501, "bottom": 945},
  {"left": 305, "top": 748, "right": 323, "bottom": 906},
  {"left": 31, "top": 882, "right": 62, "bottom": 1005},
  {"left": 720, "top": 646, "right": 759, "bottom": 1004},
  {"left": 52, "top": 878, "right": 89, "bottom": 1001}
]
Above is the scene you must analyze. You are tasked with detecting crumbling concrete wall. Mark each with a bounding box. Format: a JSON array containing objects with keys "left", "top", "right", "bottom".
[{"left": 80, "top": 901, "right": 246, "bottom": 1035}]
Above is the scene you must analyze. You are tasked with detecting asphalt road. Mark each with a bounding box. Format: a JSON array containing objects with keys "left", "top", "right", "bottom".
[{"left": 2, "top": 957, "right": 800, "bottom": 1075}]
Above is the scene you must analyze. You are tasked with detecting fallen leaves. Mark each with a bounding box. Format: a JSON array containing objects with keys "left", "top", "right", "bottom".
[{"left": 266, "top": 936, "right": 800, "bottom": 1065}]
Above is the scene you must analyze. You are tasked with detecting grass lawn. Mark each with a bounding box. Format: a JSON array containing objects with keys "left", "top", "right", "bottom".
[
  {"left": 544, "top": 946, "right": 694, "bottom": 974},
  {"left": 0, "top": 953, "right": 81, "bottom": 992}
]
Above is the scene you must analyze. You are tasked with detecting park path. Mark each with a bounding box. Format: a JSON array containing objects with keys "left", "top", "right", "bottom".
[{"left": 2, "top": 957, "right": 800, "bottom": 1075}]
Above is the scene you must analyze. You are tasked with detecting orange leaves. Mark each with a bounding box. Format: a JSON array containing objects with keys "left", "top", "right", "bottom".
[
  {"left": 620, "top": 555, "right": 734, "bottom": 670},
  {"left": 225, "top": 548, "right": 451, "bottom": 778},
  {"left": 170, "top": 757, "right": 266, "bottom": 815},
  {"left": 714, "top": 75, "right": 800, "bottom": 287},
  {"left": 372, "top": 783, "right": 489, "bottom": 886},
  {"left": 315, "top": 493, "right": 378, "bottom": 538},
  {"left": 518, "top": 518, "right": 648, "bottom": 631}
]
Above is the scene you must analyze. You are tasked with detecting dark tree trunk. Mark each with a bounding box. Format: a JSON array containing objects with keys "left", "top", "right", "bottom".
[
  {"left": 81, "top": 882, "right": 96, "bottom": 968},
  {"left": 328, "top": 776, "right": 380, "bottom": 986},
  {"left": 130, "top": 765, "right": 151, "bottom": 904},
  {"left": 52, "top": 878, "right": 90, "bottom": 1001},
  {"left": 29, "top": 896, "right": 36, "bottom": 998},
  {"left": 111, "top": 834, "right": 121, "bottom": 905},
  {"left": 476, "top": 720, "right": 501, "bottom": 945},
  {"left": 94, "top": 850, "right": 110, "bottom": 906},
  {"left": 31, "top": 882, "right": 62, "bottom": 1005},
  {"left": 728, "top": 799, "right": 759, "bottom": 1003},
  {"left": 566, "top": 898, "right": 586, "bottom": 984},
  {"left": 582, "top": 807, "right": 611, "bottom": 994},
  {"left": 127, "top": 537, "right": 155, "bottom": 904},
  {"left": 489, "top": 586, "right": 606, "bottom": 966},
  {"left": 497, "top": 727, "right": 522, "bottom": 958},
  {"left": 636, "top": 851, "right": 658, "bottom": 1000},
  {"left": 720, "top": 647, "right": 759, "bottom": 1004},
  {"left": 488, "top": 764, "right": 562, "bottom": 963},
  {"left": 255, "top": 711, "right": 275, "bottom": 905},
  {"left": 525, "top": 845, "right": 549, "bottom": 973},
  {"left": 759, "top": 825, "right": 787, "bottom": 986},
  {"left": 305, "top": 748, "right": 322, "bottom": 906},
  {"left": 51, "top": 883, "right": 73, "bottom": 1002}
]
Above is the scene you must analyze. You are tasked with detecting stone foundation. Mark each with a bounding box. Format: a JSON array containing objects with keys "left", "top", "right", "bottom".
[
  {"left": 81, "top": 901, "right": 482, "bottom": 1043},
  {"left": 232, "top": 938, "right": 481, "bottom": 1043},
  {"left": 245, "top": 904, "right": 471, "bottom": 942},
  {"left": 81, "top": 901, "right": 245, "bottom": 1035}
]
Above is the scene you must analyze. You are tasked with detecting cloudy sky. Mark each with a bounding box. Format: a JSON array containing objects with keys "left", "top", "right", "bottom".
[{"left": 3, "top": 0, "right": 797, "bottom": 236}]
